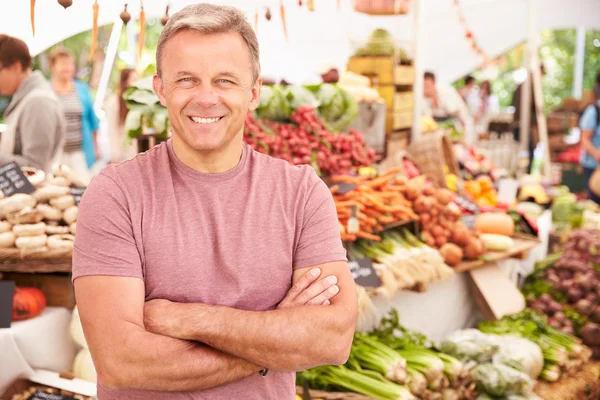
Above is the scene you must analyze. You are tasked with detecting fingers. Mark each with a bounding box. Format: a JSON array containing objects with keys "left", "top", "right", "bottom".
[
  {"left": 300, "top": 275, "right": 337, "bottom": 304},
  {"left": 278, "top": 268, "right": 321, "bottom": 308},
  {"left": 307, "top": 284, "right": 339, "bottom": 306}
]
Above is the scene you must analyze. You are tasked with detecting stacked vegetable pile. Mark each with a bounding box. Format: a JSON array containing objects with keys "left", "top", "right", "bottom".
[
  {"left": 244, "top": 106, "right": 376, "bottom": 177},
  {"left": 123, "top": 76, "right": 169, "bottom": 139},
  {"left": 350, "top": 230, "right": 454, "bottom": 295},
  {"left": 440, "top": 329, "right": 541, "bottom": 398},
  {"left": 254, "top": 83, "right": 359, "bottom": 132},
  {"left": 330, "top": 170, "right": 417, "bottom": 242},
  {"left": 407, "top": 178, "right": 487, "bottom": 266},
  {"left": 478, "top": 310, "right": 592, "bottom": 382},
  {"left": 0, "top": 165, "right": 83, "bottom": 252},
  {"left": 299, "top": 310, "right": 477, "bottom": 400},
  {"left": 522, "top": 229, "right": 600, "bottom": 358}
]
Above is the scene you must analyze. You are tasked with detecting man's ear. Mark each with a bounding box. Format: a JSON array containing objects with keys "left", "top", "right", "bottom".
[
  {"left": 153, "top": 74, "right": 167, "bottom": 108},
  {"left": 248, "top": 77, "right": 262, "bottom": 112}
]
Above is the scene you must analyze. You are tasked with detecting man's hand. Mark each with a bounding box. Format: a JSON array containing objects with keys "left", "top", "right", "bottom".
[
  {"left": 144, "top": 267, "right": 341, "bottom": 336},
  {"left": 277, "top": 267, "right": 339, "bottom": 309}
]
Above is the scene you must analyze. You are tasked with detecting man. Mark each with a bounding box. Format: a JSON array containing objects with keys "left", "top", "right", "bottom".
[
  {"left": 72, "top": 4, "right": 356, "bottom": 400},
  {"left": 422, "top": 71, "right": 472, "bottom": 139},
  {"left": 0, "top": 34, "right": 65, "bottom": 172},
  {"left": 458, "top": 75, "right": 475, "bottom": 101}
]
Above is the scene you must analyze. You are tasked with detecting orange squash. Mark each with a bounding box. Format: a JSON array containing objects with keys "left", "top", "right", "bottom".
[
  {"left": 12, "top": 287, "right": 46, "bottom": 321},
  {"left": 474, "top": 212, "right": 515, "bottom": 237}
]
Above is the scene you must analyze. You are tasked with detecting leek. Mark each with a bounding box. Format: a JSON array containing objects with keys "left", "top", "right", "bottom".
[
  {"left": 435, "top": 352, "right": 464, "bottom": 386},
  {"left": 539, "top": 364, "right": 561, "bottom": 382},
  {"left": 300, "top": 365, "right": 415, "bottom": 400},
  {"left": 397, "top": 349, "right": 445, "bottom": 383},
  {"left": 352, "top": 333, "right": 408, "bottom": 383},
  {"left": 406, "top": 368, "right": 427, "bottom": 395}
]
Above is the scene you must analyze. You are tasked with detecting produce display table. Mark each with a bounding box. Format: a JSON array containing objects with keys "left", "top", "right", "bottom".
[
  {"left": 0, "top": 307, "right": 77, "bottom": 396},
  {"left": 533, "top": 362, "right": 600, "bottom": 400}
]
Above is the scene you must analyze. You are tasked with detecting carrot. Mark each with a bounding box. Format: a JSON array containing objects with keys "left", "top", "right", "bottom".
[
  {"left": 335, "top": 200, "right": 359, "bottom": 208},
  {"left": 30, "top": 0, "right": 36, "bottom": 36},
  {"left": 356, "top": 231, "right": 381, "bottom": 241},
  {"left": 378, "top": 215, "right": 395, "bottom": 225},
  {"left": 329, "top": 175, "right": 360, "bottom": 184},
  {"left": 329, "top": 185, "right": 339, "bottom": 194},
  {"left": 89, "top": 0, "right": 99, "bottom": 63},
  {"left": 341, "top": 233, "right": 357, "bottom": 242},
  {"left": 380, "top": 166, "right": 403, "bottom": 177},
  {"left": 280, "top": 0, "right": 288, "bottom": 41},
  {"left": 364, "top": 176, "right": 392, "bottom": 188},
  {"left": 137, "top": 2, "right": 146, "bottom": 66}
]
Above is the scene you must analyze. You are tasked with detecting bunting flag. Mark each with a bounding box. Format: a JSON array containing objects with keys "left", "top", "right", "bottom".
[{"left": 450, "top": 0, "right": 490, "bottom": 65}]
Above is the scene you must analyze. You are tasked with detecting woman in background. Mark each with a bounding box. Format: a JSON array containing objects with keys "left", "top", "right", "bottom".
[
  {"left": 468, "top": 80, "right": 499, "bottom": 134},
  {"left": 104, "top": 68, "right": 139, "bottom": 163},
  {"left": 49, "top": 48, "right": 99, "bottom": 182}
]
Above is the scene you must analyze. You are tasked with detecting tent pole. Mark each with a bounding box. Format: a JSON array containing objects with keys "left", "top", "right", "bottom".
[
  {"left": 519, "top": 0, "right": 535, "bottom": 156},
  {"left": 411, "top": 0, "right": 424, "bottom": 142},
  {"left": 94, "top": 18, "right": 124, "bottom": 110},
  {"left": 572, "top": 26, "right": 586, "bottom": 100}
]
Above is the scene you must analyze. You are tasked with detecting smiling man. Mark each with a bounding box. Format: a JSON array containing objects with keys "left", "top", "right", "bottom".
[{"left": 72, "top": 3, "right": 356, "bottom": 400}]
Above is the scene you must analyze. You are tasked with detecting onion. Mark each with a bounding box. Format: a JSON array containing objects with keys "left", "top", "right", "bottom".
[
  {"left": 556, "top": 269, "right": 574, "bottom": 280},
  {"left": 548, "top": 318, "right": 562, "bottom": 329},
  {"left": 554, "top": 311, "right": 567, "bottom": 323},
  {"left": 539, "top": 294, "right": 553, "bottom": 304},
  {"left": 575, "top": 299, "right": 594, "bottom": 316},
  {"left": 529, "top": 300, "right": 547, "bottom": 314},
  {"left": 585, "top": 292, "right": 599, "bottom": 304},
  {"left": 561, "top": 326, "right": 575, "bottom": 335},
  {"left": 567, "top": 288, "right": 583, "bottom": 303},
  {"left": 548, "top": 301, "right": 563, "bottom": 314},
  {"left": 592, "top": 306, "right": 600, "bottom": 323}
]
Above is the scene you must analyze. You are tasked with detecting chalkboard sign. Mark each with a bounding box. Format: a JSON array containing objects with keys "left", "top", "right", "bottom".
[
  {"left": 71, "top": 187, "right": 85, "bottom": 206},
  {"left": 328, "top": 181, "right": 357, "bottom": 195},
  {"left": 27, "top": 391, "right": 78, "bottom": 400},
  {"left": 348, "top": 258, "right": 381, "bottom": 288},
  {"left": 0, "top": 280, "right": 15, "bottom": 328},
  {"left": 0, "top": 161, "right": 35, "bottom": 196}
]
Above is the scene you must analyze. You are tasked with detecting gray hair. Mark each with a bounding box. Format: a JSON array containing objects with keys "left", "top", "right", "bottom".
[{"left": 156, "top": 3, "right": 260, "bottom": 82}]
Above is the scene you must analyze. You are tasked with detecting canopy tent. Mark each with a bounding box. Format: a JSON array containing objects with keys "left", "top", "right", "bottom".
[{"left": 1, "top": 0, "right": 600, "bottom": 85}]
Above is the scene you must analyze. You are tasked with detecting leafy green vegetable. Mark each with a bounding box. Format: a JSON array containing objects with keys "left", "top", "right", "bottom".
[
  {"left": 351, "top": 333, "right": 408, "bottom": 383},
  {"left": 369, "top": 309, "right": 431, "bottom": 350},
  {"left": 255, "top": 85, "right": 290, "bottom": 121},
  {"left": 472, "top": 363, "right": 534, "bottom": 397}
]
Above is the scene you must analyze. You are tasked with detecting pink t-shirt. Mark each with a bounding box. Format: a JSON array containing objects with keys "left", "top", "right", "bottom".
[{"left": 72, "top": 139, "right": 347, "bottom": 399}]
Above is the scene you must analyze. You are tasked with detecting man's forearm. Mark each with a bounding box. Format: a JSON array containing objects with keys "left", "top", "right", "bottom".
[
  {"left": 168, "top": 303, "right": 354, "bottom": 371},
  {"left": 99, "top": 324, "right": 261, "bottom": 391}
]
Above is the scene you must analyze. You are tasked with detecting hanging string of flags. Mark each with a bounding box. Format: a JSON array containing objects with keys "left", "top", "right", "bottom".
[{"left": 450, "top": 0, "right": 490, "bottom": 65}]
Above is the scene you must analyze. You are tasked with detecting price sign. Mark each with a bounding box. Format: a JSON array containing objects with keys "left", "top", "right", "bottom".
[
  {"left": 348, "top": 258, "right": 382, "bottom": 288},
  {"left": 27, "top": 390, "right": 78, "bottom": 400},
  {"left": 71, "top": 187, "right": 86, "bottom": 206},
  {"left": 0, "top": 161, "right": 35, "bottom": 197},
  {"left": 0, "top": 280, "right": 15, "bottom": 328},
  {"left": 328, "top": 181, "right": 357, "bottom": 195}
]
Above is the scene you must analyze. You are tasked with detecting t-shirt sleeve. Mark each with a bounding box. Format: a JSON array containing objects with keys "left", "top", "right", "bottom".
[
  {"left": 580, "top": 105, "right": 598, "bottom": 132},
  {"left": 293, "top": 170, "right": 347, "bottom": 270},
  {"left": 72, "top": 172, "right": 143, "bottom": 281}
]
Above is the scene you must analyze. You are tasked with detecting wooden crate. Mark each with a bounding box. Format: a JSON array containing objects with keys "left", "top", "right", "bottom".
[
  {"left": 393, "top": 91, "right": 413, "bottom": 112},
  {"left": 2, "top": 272, "right": 75, "bottom": 309},
  {"left": 347, "top": 56, "right": 415, "bottom": 85},
  {"left": 374, "top": 85, "right": 395, "bottom": 109},
  {"left": 386, "top": 110, "right": 413, "bottom": 132}
]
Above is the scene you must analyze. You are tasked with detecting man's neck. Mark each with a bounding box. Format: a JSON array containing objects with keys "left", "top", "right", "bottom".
[
  {"left": 14, "top": 70, "right": 32, "bottom": 93},
  {"left": 172, "top": 135, "right": 243, "bottom": 174}
]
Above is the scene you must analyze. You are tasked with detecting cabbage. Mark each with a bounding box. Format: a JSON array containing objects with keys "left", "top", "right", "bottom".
[
  {"left": 313, "top": 83, "right": 358, "bottom": 132},
  {"left": 255, "top": 85, "right": 290, "bottom": 121},
  {"left": 492, "top": 335, "right": 544, "bottom": 379},
  {"left": 283, "top": 85, "right": 319, "bottom": 110},
  {"left": 472, "top": 363, "right": 534, "bottom": 397}
]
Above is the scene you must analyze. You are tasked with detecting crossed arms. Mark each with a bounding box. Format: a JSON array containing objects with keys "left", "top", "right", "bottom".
[{"left": 74, "top": 261, "right": 357, "bottom": 391}]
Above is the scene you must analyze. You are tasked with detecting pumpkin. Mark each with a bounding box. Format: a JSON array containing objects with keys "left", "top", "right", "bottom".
[
  {"left": 12, "top": 286, "right": 46, "bottom": 321},
  {"left": 474, "top": 212, "right": 515, "bottom": 237}
]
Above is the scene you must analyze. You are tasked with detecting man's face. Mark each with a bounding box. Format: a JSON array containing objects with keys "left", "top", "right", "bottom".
[
  {"left": 51, "top": 56, "right": 76, "bottom": 82},
  {"left": 0, "top": 63, "right": 24, "bottom": 96},
  {"left": 154, "top": 30, "right": 260, "bottom": 154},
  {"left": 423, "top": 77, "right": 436, "bottom": 98}
]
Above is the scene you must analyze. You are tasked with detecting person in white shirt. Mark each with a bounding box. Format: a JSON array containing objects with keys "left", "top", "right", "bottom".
[
  {"left": 422, "top": 71, "right": 473, "bottom": 140},
  {"left": 467, "top": 80, "right": 499, "bottom": 134},
  {"left": 459, "top": 75, "right": 475, "bottom": 101}
]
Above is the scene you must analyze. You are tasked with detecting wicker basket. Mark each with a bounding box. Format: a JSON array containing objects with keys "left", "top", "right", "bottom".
[
  {"left": 353, "top": 0, "right": 411, "bottom": 15},
  {"left": 0, "top": 247, "right": 72, "bottom": 273},
  {"left": 407, "top": 130, "right": 460, "bottom": 189}
]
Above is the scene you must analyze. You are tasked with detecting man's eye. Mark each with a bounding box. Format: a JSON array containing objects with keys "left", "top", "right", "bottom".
[
  {"left": 217, "top": 79, "right": 233, "bottom": 84},
  {"left": 179, "top": 77, "right": 193, "bottom": 83}
]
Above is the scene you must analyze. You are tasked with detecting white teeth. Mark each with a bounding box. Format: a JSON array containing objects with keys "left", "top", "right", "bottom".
[{"left": 191, "top": 116, "right": 220, "bottom": 124}]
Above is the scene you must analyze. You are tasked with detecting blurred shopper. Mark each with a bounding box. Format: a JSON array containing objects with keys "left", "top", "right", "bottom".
[
  {"left": 50, "top": 48, "right": 99, "bottom": 181},
  {"left": 467, "top": 80, "right": 499, "bottom": 134},
  {"left": 0, "top": 34, "right": 65, "bottom": 173},
  {"left": 104, "top": 67, "right": 139, "bottom": 163},
  {"left": 579, "top": 85, "right": 600, "bottom": 204},
  {"left": 422, "top": 71, "right": 473, "bottom": 141},
  {"left": 459, "top": 75, "right": 475, "bottom": 101}
]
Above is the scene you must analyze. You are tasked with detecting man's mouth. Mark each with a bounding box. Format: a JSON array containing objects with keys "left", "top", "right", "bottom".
[{"left": 189, "top": 116, "right": 224, "bottom": 124}]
